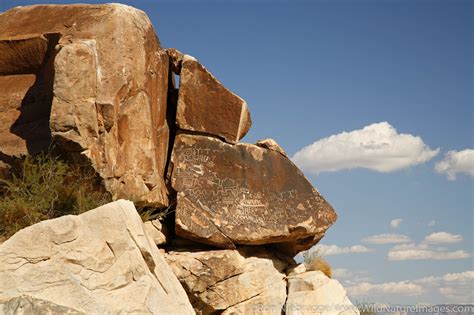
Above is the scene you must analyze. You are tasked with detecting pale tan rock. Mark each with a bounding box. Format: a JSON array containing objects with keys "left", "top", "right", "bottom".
[
  {"left": 165, "top": 247, "right": 287, "bottom": 314},
  {"left": 0, "top": 295, "right": 84, "bottom": 314},
  {"left": 286, "top": 268, "right": 359, "bottom": 315},
  {"left": 176, "top": 54, "right": 251, "bottom": 143},
  {"left": 0, "top": 200, "right": 194, "bottom": 314},
  {"left": 0, "top": 4, "right": 171, "bottom": 207},
  {"left": 144, "top": 219, "right": 168, "bottom": 246}
]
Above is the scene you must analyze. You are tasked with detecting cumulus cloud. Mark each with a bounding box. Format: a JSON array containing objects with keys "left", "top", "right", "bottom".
[
  {"left": 362, "top": 233, "right": 411, "bottom": 245},
  {"left": 435, "top": 149, "right": 474, "bottom": 180},
  {"left": 416, "top": 271, "right": 474, "bottom": 303},
  {"left": 347, "top": 271, "right": 474, "bottom": 304},
  {"left": 387, "top": 243, "right": 471, "bottom": 261},
  {"left": 423, "top": 232, "right": 463, "bottom": 244},
  {"left": 292, "top": 122, "right": 439, "bottom": 174},
  {"left": 312, "top": 244, "right": 373, "bottom": 256},
  {"left": 390, "top": 218, "right": 403, "bottom": 228}
]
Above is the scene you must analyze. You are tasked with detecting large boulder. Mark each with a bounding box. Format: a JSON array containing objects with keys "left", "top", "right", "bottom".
[
  {"left": 0, "top": 4, "right": 171, "bottom": 206},
  {"left": 170, "top": 134, "right": 337, "bottom": 254},
  {"left": 286, "top": 265, "right": 359, "bottom": 315},
  {"left": 0, "top": 200, "right": 194, "bottom": 314},
  {"left": 165, "top": 247, "right": 287, "bottom": 314},
  {"left": 167, "top": 49, "right": 251, "bottom": 144}
]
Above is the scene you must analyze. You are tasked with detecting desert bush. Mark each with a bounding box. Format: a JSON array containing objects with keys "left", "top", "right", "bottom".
[
  {"left": 0, "top": 154, "right": 111, "bottom": 239},
  {"left": 303, "top": 249, "right": 332, "bottom": 278}
]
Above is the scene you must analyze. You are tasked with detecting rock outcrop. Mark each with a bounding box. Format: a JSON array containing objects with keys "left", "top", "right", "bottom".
[
  {"left": 168, "top": 50, "right": 251, "bottom": 144},
  {"left": 0, "top": 200, "right": 194, "bottom": 314},
  {"left": 286, "top": 265, "right": 359, "bottom": 315},
  {"left": 0, "top": 296, "right": 83, "bottom": 314},
  {"left": 171, "top": 134, "right": 337, "bottom": 254},
  {"left": 166, "top": 247, "right": 287, "bottom": 314},
  {"left": 0, "top": 4, "right": 170, "bottom": 207},
  {"left": 0, "top": 3, "right": 359, "bottom": 314}
]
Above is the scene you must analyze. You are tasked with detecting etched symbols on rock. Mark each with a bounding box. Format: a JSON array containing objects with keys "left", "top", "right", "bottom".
[{"left": 171, "top": 134, "right": 337, "bottom": 251}]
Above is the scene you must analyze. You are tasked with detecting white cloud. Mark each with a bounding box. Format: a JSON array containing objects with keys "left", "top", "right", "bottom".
[
  {"left": 390, "top": 218, "right": 403, "bottom": 228},
  {"left": 312, "top": 244, "right": 373, "bottom": 256},
  {"left": 428, "top": 220, "right": 436, "bottom": 227},
  {"left": 347, "top": 280, "right": 424, "bottom": 297},
  {"left": 362, "top": 233, "right": 411, "bottom": 245},
  {"left": 435, "top": 149, "right": 474, "bottom": 180},
  {"left": 292, "top": 122, "right": 439, "bottom": 174},
  {"left": 387, "top": 243, "right": 471, "bottom": 261},
  {"left": 416, "top": 271, "right": 474, "bottom": 303},
  {"left": 347, "top": 271, "right": 474, "bottom": 304},
  {"left": 423, "top": 232, "right": 463, "bottom": 244}
]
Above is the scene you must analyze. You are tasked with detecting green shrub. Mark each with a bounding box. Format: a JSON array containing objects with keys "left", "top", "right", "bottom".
[{"left": 0, "top": 154, "right": 111, "bottom": 239}]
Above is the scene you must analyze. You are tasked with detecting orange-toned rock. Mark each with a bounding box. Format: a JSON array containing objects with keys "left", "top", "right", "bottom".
[
  {"left": 169, "top": 50, "right": 252, "bottom": 144},
  {"left": 170, "top": 134, "right": 337, "bottom": 254},
  {"left": 0, "top": 4, "right": 171, "bottom": 206}
]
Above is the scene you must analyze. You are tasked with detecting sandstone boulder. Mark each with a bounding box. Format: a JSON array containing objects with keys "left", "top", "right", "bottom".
[
  {"left": 0, "top": 200, "right": 194, "bottom": 314},
  {"left": 256, "top": 138, "right": 288, "bottom": 157},
  {"left": 0, "top": 295, "right": 83, "bottom": 315},
  {"left": 165, "top": 247, "right": 287, "bottom": 314},
  {"left": 172, "top": 52, "right": 251, "bottom": 143},
  {"left": 0, "top": 4, "right": 171, "bottom": 207},
  {"left": 286, "top": 265, "right": 359, "bottom": 315},
  {"left": 144, "top": 219, "right": 169, "bottom": 246},
  {"left": 170, "top": 134, "right": 337, "bottom": 254}
]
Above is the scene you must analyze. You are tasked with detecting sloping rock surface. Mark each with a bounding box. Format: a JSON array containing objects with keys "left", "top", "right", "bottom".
[
  {"left": 0, "top": 295, "right": 84, "bottom": 315},
  {"left": 0, "top": 4, "right": 170, "bottom": 206},
  {"left": 171, "top": 134, "right": 337, "bottom": 254},
  {"left": 165, "top": 247, "right": 287, "bottom": 314},
  {"left": 171, "top": 52, "right": 251, "bottom": 143},
  {"left": 286, "top": 266, "right": 359, "bottom": 315},
  {"left": 0, "top": 200, "right": 194, "bottom": 314}
]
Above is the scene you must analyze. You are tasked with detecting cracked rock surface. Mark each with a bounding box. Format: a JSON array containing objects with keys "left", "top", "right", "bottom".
[
  {"left": 286, "top": 265, "right": 359, "bottom": 315},
  {"left": 0, "top": 4, "right": 171, "bottom": 207},
  {"left": 165, "top": 247, "right": 287, "bottom": 315},
  {"left": 171, "top": 134, "right": 337, "bottom": 254},
  {"left": 0, "top": 200, "right": 194, "bottom": 314}
]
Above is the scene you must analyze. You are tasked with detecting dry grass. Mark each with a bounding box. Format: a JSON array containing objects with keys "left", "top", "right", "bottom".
[
  {"left": 0, "top": 154, "right": 111, "bottom": 239},
  {"left": 305, "top": 256, "right": 332, "bottom": 278}
]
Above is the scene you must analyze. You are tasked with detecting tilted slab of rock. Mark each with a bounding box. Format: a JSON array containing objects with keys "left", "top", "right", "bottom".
[
  {"left": 286, "top": 265, "right": 359, "bottom": 315},
  {"left": 169, "top": 49, "right": 251, "bottom": 143},
  {"left": 165, "top": 247, "right": 287, "bottom": 314},
  {"left": 0, "top": 200, "right": 194, "bottom": 314},
  {"left": 0, "top": 4, "right": 170, "bottom": 206},
  {"left": 171, "top": 134, "right": 337, "bottom": 254}
]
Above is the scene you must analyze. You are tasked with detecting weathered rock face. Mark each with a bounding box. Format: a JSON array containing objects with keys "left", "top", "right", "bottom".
[
  {"left": 144, "top": 219, "right": 169, "bottom": 246},
  {"left": 0, "top": 4, "right": 170, "bottom": 207},
  {"left": 0, "top": 200, "right": 194, "bottom": 314},
  {"left": 286, "top": 265, "right": 359, "bottom": 315},
  {"left": 170, "top": 134, "right": 337, "bottom": 254},
  {"left": 0, "top": 295, "right": 84, "bottom": 314},
  {"left": 165, "top": 247, "right": 287, "bottom": 314},
  {"left": 170, "top": 51, "right": 251, "bottom": 144},
  {"left": 0, "top": 34, "right": 58, "bottom": 159}
]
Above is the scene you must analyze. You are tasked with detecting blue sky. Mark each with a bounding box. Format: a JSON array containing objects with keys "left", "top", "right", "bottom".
[{"left": 2, "top": 0, "right": 472, "bottom": 305}]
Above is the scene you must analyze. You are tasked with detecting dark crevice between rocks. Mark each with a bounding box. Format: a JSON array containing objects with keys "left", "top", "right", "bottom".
[
  {"left": 175, "top": 128, "right": 229, "bottom": 144},
  {"left": 162, "top": 54, "right": 179, "bottom": 241}
]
